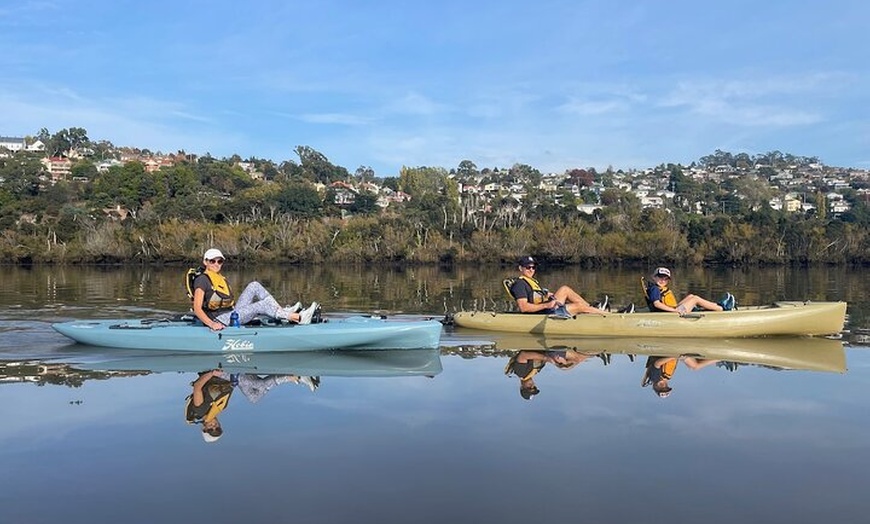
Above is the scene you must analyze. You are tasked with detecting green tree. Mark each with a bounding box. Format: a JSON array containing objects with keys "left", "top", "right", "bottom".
[
  {"left": 354, "top": 166, "right": 375, "bottom": 182},
  {"left": 295, "top": 146, "right": 349, "bottom": 184},
  {"left": 91, "top": 161, "right": 155, "bottom": 211},
  {"left": 44, "top": 127, "right": 90, "bottom": 157},
  {"left": 277, "top": 181, "right": 322, "bottom": 218},
  {"left": 71, "top": 160, "right": 98, "bottom": 180},
  {"left": 508, "top": 163, "right": 542, "bottom": 186},
  {"left": 456, "top": 160, "right": 479, "bottom": 181},
  {"left": 669, "top": 165, "right": 701, "bottom": 213},
  {"left": 399, "top": 166, "right": 459, "bottom": 232},
  {"left": 381, "top": 176, "right": 399, "bottom": 191},
  {"left": 195, "top": 157, "right": 254, "bottom": 194},
  {"left": 349, "top": 192, "right": 379, "bottom": 215},
  {"left": 398, "top": 166, "right": 446, "bottom": 198}
]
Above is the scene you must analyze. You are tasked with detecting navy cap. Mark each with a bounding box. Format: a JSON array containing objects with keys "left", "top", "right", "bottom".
[{"left": 517, "top": 256, "right": 536, "bottom": 267}]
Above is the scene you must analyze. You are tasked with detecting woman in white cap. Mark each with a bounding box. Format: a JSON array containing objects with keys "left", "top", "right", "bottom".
[
  {"left": 191, "top": 248, "right": 318, "bottom": 330},
  {"left": 644, "top": 267, "right": 734, "bottom": 315},
  {"left": 185, "top": 369, "right": 233, "bottom": 443}
]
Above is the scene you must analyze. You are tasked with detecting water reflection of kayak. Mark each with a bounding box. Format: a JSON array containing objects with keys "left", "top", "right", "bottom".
[
  {"left": 480, "top": 334, "right": 846, "bottom": 373},
  {"left": 74, "top": 348, "right": 443, "bottom": 377}
]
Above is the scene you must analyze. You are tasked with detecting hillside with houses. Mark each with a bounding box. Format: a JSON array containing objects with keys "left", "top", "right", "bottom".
[{"left": 1, "top": 130, "right": 868, "bottom": 265}]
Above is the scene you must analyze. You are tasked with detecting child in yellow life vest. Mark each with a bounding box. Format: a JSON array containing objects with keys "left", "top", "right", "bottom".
[
  {"left": 642, "top": 355, "right": 721, "bottom": 398},
  {"left": 644, "top": 267, "right": 735, "bottom": 315}
]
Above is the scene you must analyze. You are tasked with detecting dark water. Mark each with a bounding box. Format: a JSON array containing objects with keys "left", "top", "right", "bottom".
[{"left": 2, "top": 265, "right": 869, "bottom": 524}]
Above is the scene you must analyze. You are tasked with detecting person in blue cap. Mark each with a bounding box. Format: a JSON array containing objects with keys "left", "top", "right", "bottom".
[
  {"left": 644, "top": 266, "right": 735, "bottom": 315},
  {"left": 508, "top": 256, "right": 606, "bottom": 318}
]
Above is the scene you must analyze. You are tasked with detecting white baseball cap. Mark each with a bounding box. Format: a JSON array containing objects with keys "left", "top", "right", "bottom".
[
  {"left": 203, "top": 248, "right": 224, "bottom": 261},
  {"left": 202, "top": 430, "right": 222, "bottom": 443}
]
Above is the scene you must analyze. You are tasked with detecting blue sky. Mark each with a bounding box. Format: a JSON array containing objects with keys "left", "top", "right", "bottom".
[{"left": 2, "top": 0, "right": 868, "bottom": 175}]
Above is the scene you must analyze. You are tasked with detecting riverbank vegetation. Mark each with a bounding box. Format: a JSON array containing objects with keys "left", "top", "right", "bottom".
[{"left": 1, "top": 131, "right": 868, "bottom": 266}]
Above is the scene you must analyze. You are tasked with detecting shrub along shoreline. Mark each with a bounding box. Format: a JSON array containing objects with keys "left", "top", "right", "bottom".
[{"left": 3, "top": 214, "right": 868, "bottom": 266}]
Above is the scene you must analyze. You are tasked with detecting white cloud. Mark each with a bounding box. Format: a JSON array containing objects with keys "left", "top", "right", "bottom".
[
  {"left": 386, "top": 92, "right": 447, "bottom": 117},
  {"left": 298, "top": 113, "right": 372, "bottom": 126},
  {"left": 0, "top": 1, "right": 59, "bottom": 21},
  {"left": 559, "top": 98, "right": 628, "bottom": 116},
  {"left": 659, "top": 75, "right": 831, "bottom": 127},
  {"left": 0, "top": 84, "right": 238, "bottom": 154}
]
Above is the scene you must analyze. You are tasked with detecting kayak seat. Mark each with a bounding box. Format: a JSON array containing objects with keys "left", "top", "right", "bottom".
[
  {"left": 503, "top": 278, "right": 518, "bottom": 301},
  {"left": 503, "top": 278, "right": 522, "bottom": 312}
]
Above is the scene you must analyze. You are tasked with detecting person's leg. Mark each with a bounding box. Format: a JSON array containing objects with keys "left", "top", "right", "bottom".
[
  {"left": 553, "top": 285, "right": 606, "bottom": 315},
  {"left": 218, "top": 300, "right": 280, "bottom": 324},
  {"left": 214, "top": 282, "right": 280, "bottom": 324},
  {"left": 232, "top": 281, "right": 304, "bottom": 323},
  {"left": 680, "top": 357, "right": 720, "bottom": 370},
  {"left": 236, "top": 374, "right": 281, "bottom": 403},
  {"left": 678, "top": 294, "right": 724, "bottom": 312},
  {"left": 235, "top": 281, "right": 280, "bottom": 310},
  {"left": 552, "top": 285, "right": 587, "bottom": 306}
]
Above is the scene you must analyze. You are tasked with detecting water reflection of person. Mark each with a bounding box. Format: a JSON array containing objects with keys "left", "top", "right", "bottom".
[
  {"left": 641, "top": 355, "right": 720, "bottom": 398},
  {"left": 185, "top": 370, "right": 234, "bottom": 443},
  {"left": 235, "top": 374, "right": 319, "bottom": 403},
  {"left": 185, "top": 370, "right": 319, "bottom": 443},
  {"left": 505, "top": 349, "right": 596, "bottom": 400}
]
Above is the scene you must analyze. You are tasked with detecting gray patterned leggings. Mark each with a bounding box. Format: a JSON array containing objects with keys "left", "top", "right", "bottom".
[
  {"left": 214, "top": 281, "right": 283, "bottom": 325},
  {"left": 235, "top": 374, "right": 295, "bottom": 403}
]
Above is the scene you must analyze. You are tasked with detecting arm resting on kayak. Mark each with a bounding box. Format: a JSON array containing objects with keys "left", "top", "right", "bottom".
[{"left": 193, "top": 288, "right": 224, "bottom": 330}]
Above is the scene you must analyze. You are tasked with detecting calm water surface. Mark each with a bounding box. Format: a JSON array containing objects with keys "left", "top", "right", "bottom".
[{"left": 2, "top": 265, "right": 869, "bottom": 524}]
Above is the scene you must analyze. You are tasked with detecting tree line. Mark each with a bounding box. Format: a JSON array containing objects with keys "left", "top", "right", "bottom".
[{"left": 1, "top": 128, "right": 868, "bottom": 266}]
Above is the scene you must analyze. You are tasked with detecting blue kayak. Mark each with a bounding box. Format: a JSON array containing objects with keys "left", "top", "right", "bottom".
[{"left": 52, "top": 315, "right": 443, "bottom": 352}]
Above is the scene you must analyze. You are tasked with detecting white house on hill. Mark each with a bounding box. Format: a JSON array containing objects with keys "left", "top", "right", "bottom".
[{"left": 0, "top": 136, "right": 45, "bottom": 153}]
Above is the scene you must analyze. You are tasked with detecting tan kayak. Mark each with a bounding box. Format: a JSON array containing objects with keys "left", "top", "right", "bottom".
[
  {"left": 452, "top": 301, "right": 847, "bottom": 338},
  {"left": 476, "top": 333, "right": 847, "bottom": 373}
]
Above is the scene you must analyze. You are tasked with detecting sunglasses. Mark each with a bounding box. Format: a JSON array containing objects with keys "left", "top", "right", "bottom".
[
  {"left": 523, "top": 265, "right": 536, "bottom": 269},
  {"left": 207, "top": 258, "right": 224, "bottom": 265}
]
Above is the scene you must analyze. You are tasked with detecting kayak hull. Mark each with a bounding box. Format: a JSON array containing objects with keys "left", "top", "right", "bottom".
[
  {"left": 452, "top": 301, "right": 847, "bottom": 338},
  {"left": 52, "top": 315, "right": 443, "bottom": 351}
]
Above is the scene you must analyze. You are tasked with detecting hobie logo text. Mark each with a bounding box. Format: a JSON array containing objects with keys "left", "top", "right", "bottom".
[{"left": 222, "top": 339, "right": 255, "bottom": 351}]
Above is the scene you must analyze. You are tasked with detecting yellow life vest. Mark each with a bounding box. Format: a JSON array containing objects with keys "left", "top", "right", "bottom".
[
  {"left": 641, "top": 276, "right": 677, "bottom": 308},
  {"left": 186, "top": 267, "right": 235, "bottom": 310},
  {"left": 504, "top": 354, "right": 545, "bottom": 380},
  {"left": 201, "top": 382, "right": 232, "bottom": 422},
  {"left": 642, "top": 356, "right": 678, "bottom": 386},
  {"left": 517, "top": 275, "right": 551, "bottom": 305},
  {"left": 659, "top": 358, "right": 677, "bottom": 379},
  {"left": 184, "top": 378, "right": 234, "bottom": 424}
]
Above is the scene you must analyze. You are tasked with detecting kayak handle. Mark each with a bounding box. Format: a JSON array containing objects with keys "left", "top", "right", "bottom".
[{"left": 218, "top": 332, "right": 259, "bottom": 339}]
